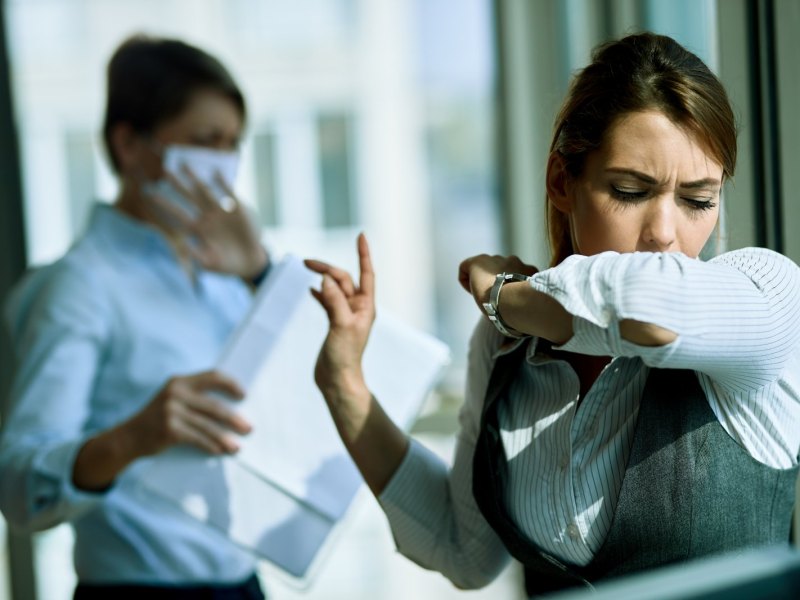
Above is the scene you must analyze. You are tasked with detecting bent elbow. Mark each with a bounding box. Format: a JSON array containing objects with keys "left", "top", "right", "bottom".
[
  {"left": 449, "top": 572, "right": 497, "bottom": 591},
  {"left": 437, "top": 546, "right": 510, "bottom": 590},
  {"left": 0, "top": 489, "right": 64, "bottom": 534},
  {"left": 0, "top": 456, "right": 62, "bottom": 534},
  {"left": 619, "top": 319, "right": 678, "bottom": 347}
]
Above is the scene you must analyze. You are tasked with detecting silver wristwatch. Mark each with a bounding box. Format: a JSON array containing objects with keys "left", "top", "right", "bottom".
[{"left": 482, "top": 272, "right": 529, "bottom": 338}]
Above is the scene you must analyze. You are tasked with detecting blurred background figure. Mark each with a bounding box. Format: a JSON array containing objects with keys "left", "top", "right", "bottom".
[
  {"left": 1, "top": 2, "right": 509, "bottom": 598},
  {"left": 1, "top": 34, "right": 272, "bottom": 599}
]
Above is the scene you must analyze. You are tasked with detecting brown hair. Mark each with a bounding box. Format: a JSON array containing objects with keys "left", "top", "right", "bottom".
[
  {"left": 547, "top": 32, "right": 737, "bottom": 266},
  {"left": 102, "top": 35, "right": 246, "bottom": 173}
]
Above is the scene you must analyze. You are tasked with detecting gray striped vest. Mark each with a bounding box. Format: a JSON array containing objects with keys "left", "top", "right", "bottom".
[{"left": 472, "top": 341, "right": 798, "bottom": 597}]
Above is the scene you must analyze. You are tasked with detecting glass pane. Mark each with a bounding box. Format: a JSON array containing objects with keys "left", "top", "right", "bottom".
[
  {"left": 318, "top": 112, "right": 356, "bottom": 228},
  {"left": 0, "top": 518, "right": 9, "bottom": 600},
  {"left": 252, "top": 130, "right": 280, "bottom": 227},
  {"left": 643, "top": 0, "right": 718, "bottom": 67},
  {"left": 64, "top": 130, "right": 97, "bottom": 239},
  {"left": 33, "top": 527, "right": 75, "bottom": 600},
  {"left": 3, "top": 0, "right": 509, "bottom": 598}
]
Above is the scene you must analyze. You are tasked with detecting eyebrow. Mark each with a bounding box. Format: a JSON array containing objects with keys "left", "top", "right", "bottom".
[{"left": 605, "top": 168, "right": 721, "bottom": 189}]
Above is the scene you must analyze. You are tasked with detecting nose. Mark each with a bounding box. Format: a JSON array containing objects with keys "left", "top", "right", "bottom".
[{"left": 639, "top": 197, "right": 677, "bottom": 252}]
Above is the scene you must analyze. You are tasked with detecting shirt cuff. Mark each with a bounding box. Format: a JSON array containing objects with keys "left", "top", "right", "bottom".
[
  {"left": 249, "top": 257, "right": 272, "bottom": 288},
  {"left": 33, "top": 438, "right": 107, "bottom": 519}
]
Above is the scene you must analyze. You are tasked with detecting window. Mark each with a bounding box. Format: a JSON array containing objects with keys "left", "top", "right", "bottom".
[
  {"left": 3, "top": 0, "right": 508, "bottom": 598},
  {"left": 317, "top": 112, "right": 356, "bottom": 228},
  {"left": 64, "top": 130, "right": 97, "bottom": 237},
  {"left": 252, "top": 130, "right": 280, "bottom": 227}
]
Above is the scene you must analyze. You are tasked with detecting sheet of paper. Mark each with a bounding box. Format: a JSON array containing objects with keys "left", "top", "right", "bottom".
[
  {"left": 137, "top": 447, "right": 335, "bottom": 578},
  {"left": 136, "top": 255, "right": 450, "bottom": 579}
]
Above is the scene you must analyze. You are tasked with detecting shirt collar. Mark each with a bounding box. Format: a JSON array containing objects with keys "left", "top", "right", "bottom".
[{"left": 89, "top": 202, "right": 175, "bottom": 260}]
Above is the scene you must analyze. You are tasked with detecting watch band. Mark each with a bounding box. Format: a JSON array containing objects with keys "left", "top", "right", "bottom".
[{"left": 482, "top": 272, "right": 529, "bottom": 338}]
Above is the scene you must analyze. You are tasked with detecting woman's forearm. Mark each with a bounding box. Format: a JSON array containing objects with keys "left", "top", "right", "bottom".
[
  {"left": 499, "top": 281, "right": 574, "bottom": 343},
  {"left": 319, "top": 372, "right": 409, "bottom": 497},
  {"left": 72, "top": 422, "right": 142, "bottom": 491},
  {"left": 306, "top": 235, "right": 409, "bottom": 497},
  {"left": 499, "top": 281, "right": 677, "bottom": 347}
]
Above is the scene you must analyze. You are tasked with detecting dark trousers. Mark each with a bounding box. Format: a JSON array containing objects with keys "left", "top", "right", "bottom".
[{"left": 73, "top": 573, "right": 265, "bottom": 600}]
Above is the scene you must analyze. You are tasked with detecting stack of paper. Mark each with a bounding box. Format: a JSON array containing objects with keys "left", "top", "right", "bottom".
[{"left": 137, "top": 256, "right": 450, "bottom": 581}]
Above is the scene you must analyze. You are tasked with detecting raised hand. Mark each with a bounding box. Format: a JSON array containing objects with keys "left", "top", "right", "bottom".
[
  {"left": 145, "top": 167, "right": 268, "bottom": 281},
  {"left": 304, "top": 233, "right": 375, "bottom": 399},
  {"left": 304, "top": 234, "right": 409, "bottom": 497}
]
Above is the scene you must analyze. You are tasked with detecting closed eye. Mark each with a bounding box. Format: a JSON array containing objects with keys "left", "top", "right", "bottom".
[
  {"left": 190, "top": 133, "right": 240, "bottom": 151},
  {"left": 610, "top": 185, "right": 648, "bottom": 202},
  {"left": 683, "top": 197, "right": 717, "bottom": 211}
]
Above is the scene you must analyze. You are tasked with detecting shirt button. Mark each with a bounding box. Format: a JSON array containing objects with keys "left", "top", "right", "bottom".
[{"left": 566, "top": 523, "right": 581, "bottom": 541}]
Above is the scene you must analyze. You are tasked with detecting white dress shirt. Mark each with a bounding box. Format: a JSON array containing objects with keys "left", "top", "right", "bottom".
[{"left": 379, "top": 248, "right": 800, "bottom": 588}]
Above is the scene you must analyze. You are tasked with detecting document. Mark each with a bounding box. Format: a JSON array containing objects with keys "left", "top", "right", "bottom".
[{"left": 136, "top": 255, "right": 450, "bottom": 581}]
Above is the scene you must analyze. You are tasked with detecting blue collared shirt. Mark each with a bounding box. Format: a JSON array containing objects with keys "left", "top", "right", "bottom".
[{"left": 0, "top": 203, "right": 258, "bottom": 584}]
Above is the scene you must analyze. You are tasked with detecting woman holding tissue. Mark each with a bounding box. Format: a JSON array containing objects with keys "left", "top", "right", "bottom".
[
  {"left": 0, "top": 36, "right": 268, "bottom": 598},
  {"left": 307, "top": 32, "right": 800, "bottom": 596}
]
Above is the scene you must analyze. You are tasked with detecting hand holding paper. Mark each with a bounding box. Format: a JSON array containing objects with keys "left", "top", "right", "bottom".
[
  {"left": 126, "top": 370, "right": 250, "bottom": 456},
  {"left": 72, "top": 370, "right": 249, "bottom": 493}
]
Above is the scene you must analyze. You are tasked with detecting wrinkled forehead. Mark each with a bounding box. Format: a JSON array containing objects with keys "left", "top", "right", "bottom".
[{"left": 597, "top": 111, "right": 724, "bottom": 182}]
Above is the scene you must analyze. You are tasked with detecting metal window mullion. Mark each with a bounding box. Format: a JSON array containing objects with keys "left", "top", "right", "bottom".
[
  {"left": 752, "top": 0, "right": 784, "bottom": 252},
  {"left": 0, "top": 0, "right": 38, "bottom": 598},
  {"left": 774, "top": 0, "right": 800, "bottom": 264}
]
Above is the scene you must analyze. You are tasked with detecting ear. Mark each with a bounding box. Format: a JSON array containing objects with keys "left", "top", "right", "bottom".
[
  {"left": 109, "top": 123, "right": 144, "bottom": 174},
  {"left": 546, "top": 152, "right": 573, "bottom": 214}
]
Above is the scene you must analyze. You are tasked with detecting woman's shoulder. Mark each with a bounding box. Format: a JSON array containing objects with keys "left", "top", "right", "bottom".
[
  {"left": 34, "top": 242, "right": 113, "bottom": 302},
  {"left": 6, "top": 245, "right": 114, "bottom": 344}
]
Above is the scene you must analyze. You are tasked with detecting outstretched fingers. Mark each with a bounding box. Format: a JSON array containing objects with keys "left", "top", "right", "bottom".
[
  {"left": 305, "top": 233, "right": 376, "bottom": 326},
  {"left": 305, "top": 233, "right": 374, "bottom": 298},
  {"left": 185, "top": 370, "right": 245, "bottom": 399},
  {"left": 357, "top": 233, "right": 374, "bottom": 298},
  {"left": 176, "top": 166, "right": 218, "bottom": 212},
  {"left": 213, "top": 172, "right": 242, "bottom": 213},
  {"left": 312, "top": 274, "right": 354, "bottom": 326},
  {"left": 304, "top": 259, "right": 357, "bottom": 297}
]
